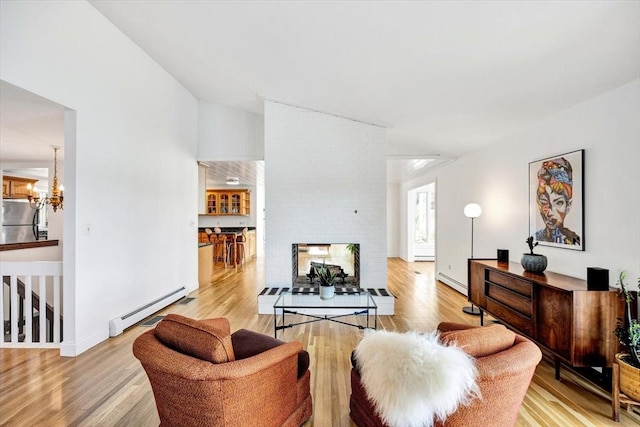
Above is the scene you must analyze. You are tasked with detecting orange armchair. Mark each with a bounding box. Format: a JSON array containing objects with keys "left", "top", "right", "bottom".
[
  {"left": 133, "top": 314, "right": 312, "bottom": 427},
  {"left": 350, "top": 322, "right": 542, "bottom": 427}
]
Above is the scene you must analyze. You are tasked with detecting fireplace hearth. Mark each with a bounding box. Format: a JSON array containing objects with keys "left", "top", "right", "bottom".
[{"left": 292, "top": 243, "right": 360, "bottom": 288}]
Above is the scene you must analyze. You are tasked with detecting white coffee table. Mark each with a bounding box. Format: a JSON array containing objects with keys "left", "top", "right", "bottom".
[{"left": 273, "top": 290, "right": 377, "bottom": 337}]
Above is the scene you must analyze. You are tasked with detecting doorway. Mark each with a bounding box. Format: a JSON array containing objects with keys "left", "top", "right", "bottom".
[{"left": 408, "top": 182, "right": 436, "bottom": 261}]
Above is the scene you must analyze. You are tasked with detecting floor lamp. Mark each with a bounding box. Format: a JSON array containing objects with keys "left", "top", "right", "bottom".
[{"left": 462, "top": 203, "right": 482, "bottom": 316}]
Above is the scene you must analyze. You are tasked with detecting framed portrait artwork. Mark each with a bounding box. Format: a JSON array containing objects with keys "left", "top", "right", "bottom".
[{"left": 529, "top": 149, "right": 584, "bottom": 251}]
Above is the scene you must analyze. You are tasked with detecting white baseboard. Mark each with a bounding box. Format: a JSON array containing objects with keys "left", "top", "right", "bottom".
[
  {"left": 185, "top": 281, "right": 199, "bottom": 294},
  {"left": 109, "top": 287, "right": 187, "bottom": 337},
  {"left": 60, "top": 329, "right": 108, "bottom": 357},
  {"left": 437, "top": 272, "right": 467, "bottom": 296}
]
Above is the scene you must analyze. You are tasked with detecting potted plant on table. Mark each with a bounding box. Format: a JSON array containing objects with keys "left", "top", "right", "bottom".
[
  {"left": 521, "top": 236, "right": 548, "bottom": 274},
  {"left": 315, "top": 262, "right": 337, "bottom": 300},
  {"left": 614, "top": 271, "right": 640, "bottom": 401}
]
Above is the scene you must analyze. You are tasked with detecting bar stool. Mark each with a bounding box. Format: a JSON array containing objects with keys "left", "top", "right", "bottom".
[
  {"left": 212, "top": 233, "right": 227, "bottom": 267},
  {"left": 225, "top": 234, "right": 236, "bottom": 269},
  {"left": 234, "top": 228, "right": 248, "bottom": 269}
]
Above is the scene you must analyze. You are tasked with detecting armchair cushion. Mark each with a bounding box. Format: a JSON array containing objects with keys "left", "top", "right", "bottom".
[
  {"left": 439, "top": 323, "right": 516, "bottom": 358},
  {"left": 231, "top": 328, "right": 310, "bottom": 378},
  {"left": 154, "top": 314, "right": 235, "bottom": 363}
]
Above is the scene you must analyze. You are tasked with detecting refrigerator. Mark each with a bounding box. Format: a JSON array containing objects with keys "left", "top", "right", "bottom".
[{"left": 1, "top": 199, "right": 41, "bottom": 244}]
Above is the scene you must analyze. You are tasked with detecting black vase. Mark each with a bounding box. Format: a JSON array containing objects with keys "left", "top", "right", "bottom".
[{"left": 521, "top": 254, "right": 547, "bottom": 273}]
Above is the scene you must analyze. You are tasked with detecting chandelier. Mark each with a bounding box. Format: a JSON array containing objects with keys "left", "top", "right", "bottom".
[{"left": 27, "top": 146, "right": 64, "bottom": 212}]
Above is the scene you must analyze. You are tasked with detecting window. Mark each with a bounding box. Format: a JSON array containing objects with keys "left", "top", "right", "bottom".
[{"left": 414, "top": 186, "right": 435, "bottom": 246}]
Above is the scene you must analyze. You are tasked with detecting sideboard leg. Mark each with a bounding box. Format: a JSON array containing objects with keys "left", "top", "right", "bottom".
[
  {"left": 555, "top": 358, "right": 561, "bottom": 380},
  {"left": 612, "top": 362, "right": 620, "bottom": 422}
]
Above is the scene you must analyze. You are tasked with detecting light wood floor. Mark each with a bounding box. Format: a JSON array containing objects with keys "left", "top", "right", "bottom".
[{"left": 1, "top": 258, "right": 639, "bottom": 426}]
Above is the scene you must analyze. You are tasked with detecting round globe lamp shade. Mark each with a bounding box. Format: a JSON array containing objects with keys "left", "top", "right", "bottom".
[{"left": 464, "top": 203, "right": 482, "bottom": 218}]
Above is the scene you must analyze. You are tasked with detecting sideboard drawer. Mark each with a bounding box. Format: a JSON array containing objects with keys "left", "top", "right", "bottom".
[
  {"left": 486, "top": 298, "right": 535, "bottom": 337},
  {"left": 486, "top": 283, "right": 532, "bottom": 318},
  {"left": 487, "top": 270, "right": 532, "bottom": 297}
]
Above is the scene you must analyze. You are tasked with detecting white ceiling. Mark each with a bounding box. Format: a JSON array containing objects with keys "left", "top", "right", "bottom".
[
  {"left": 90, "top": 0, "right": 640, "bottom": 158},
  {"left": 0, "top": 81, "right": 66, "bottom": 163},
  {"left": 200, "top": 160, "right": 265, "bottom": 187},
  {"left": 3, "top": 1, "right": 639, "bottom": 186}
]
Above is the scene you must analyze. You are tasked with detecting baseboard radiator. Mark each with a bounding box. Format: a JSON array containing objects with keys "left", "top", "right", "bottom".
[
  {"left": 108, "top": 287, "right": 186, "bottom": 337},
  {"left": 437, "top": 273, "right": 467, "bottom": 296}
]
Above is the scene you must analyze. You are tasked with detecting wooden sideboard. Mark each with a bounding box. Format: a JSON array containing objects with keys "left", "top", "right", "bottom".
[{"left": 468, "top": 259, "right": 625, "bottom": 377}]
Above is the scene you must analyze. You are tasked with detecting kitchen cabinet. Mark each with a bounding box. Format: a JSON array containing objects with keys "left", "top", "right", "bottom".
[
  {"left": 246, "top": 229, "right": 256, "bottom": 258},
  {"left": 206, "top": 191, "right": 219, "bottom": 215},
  {"left": 241, "top": 191, "right": 250, "bottom": 216},
  {"left": 198, "top": 244, "right": 213, "bottom": 285},
  {"left": 205, "top": 189, "right": 250, "bottom": 216},
  {"left": 220, "top": 192, "right": 230, "bottom": 214},
  {"left": 2, "top": 176, "right": 38, "bottom": 199}
]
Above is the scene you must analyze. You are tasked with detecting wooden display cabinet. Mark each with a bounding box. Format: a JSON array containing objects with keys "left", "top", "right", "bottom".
[
  {"left": 2, "top": 175, "right": 38, "bottom": 198},
  {"left": 206, "top": 191, "right": 218, "bottom": 214},
  {"left": 241, "top": 191, "right": 251, "bottom": 216},
  {"left": 204, "top": 189, "right": 250, "bottom": 216},
  {"left": 219, "top": 192, "right": 230, "bottom": 214},
  {"left": 230, "top": 192, "right": 241, "bottom": 215}
]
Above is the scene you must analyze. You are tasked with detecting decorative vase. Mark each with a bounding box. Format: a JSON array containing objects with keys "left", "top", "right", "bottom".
[
  {"left": 320, "top": 285, "right": 335, "bottom": 300},
  {"left": 617, "top": 353, "right": 640, "bottom": 401},
  {"left": 521, "top": 254, "right": 547, "bottom": 274}
]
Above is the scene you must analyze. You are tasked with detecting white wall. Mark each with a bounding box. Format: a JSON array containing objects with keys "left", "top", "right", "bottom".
[
  {"left": 264, "top": 101, "right": 387, "bottom": 288},
  {"left": 397, "top": 79, "right": 640, "bottom": 291},
  {"left": 198, "top": 165, "right": 207, "bottom": 214},
  {"left": 198, "top": 101, "right": 264, "bottom": 160},
  {"left": 386, "top": 183, "right": 400, "bottom": 257},
  {"left": 1, "top": 1, "right": 198, "bottom": 355}
]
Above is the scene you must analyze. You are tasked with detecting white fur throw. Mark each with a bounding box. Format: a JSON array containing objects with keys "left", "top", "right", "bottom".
[{"left": 354, "top": 329, "right": 479, "bottom": 427}]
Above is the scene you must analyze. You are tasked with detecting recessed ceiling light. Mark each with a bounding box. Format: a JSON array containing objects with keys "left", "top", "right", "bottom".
[{"left": 226, "top": 177, "right": 240, "bottom": 185}]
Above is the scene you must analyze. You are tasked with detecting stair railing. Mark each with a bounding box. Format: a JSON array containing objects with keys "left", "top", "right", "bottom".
[{"left": 1, "top": 261, "right": 63, "bottom": 348}]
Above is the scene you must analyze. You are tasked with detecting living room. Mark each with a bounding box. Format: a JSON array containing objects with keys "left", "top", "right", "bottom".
[{"left": 1, "top": 1, "right": 639, "bottom": 425}]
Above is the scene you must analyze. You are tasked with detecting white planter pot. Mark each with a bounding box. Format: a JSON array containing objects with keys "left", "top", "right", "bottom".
[{"left": 320, "top": 285, "right": 335, "bottom": 300}]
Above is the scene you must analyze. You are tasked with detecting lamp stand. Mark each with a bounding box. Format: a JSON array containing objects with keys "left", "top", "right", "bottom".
[
  {"left": 463, "top": 216, "right": 481, "bottom": 316},
  {"left": 462, "top": 305, "right": 481, "bottom": 315}
]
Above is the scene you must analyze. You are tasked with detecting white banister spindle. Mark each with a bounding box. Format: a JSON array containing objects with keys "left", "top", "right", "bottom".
[
  {"left": 0, "top": 276, "right": 3, "bottom": 340},
  {"left": 53, "top": 276, "right": 60, "bottom": 343},
  {"left": 10, "top": 276, "right": 18, "bottom": 344},
  {"left": 0, "top": 262, "right": 63, "bottom": 348},
  {"left": 39, "top": 275, "right": 46, "bottom": 343},
  {"left": 25, "top": 275, "right": 33, "bottom": 343}
]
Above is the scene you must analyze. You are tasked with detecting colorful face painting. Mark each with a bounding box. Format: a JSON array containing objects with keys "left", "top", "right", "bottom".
[{"left": 529, "top": 150, "right": 584, "bottom": 251}]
